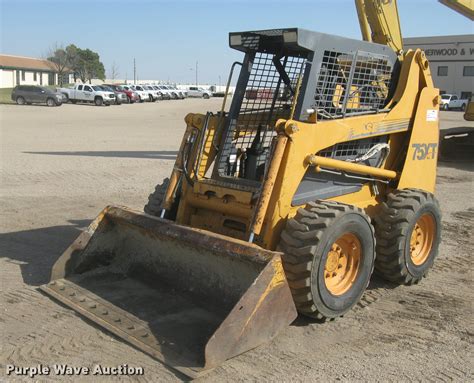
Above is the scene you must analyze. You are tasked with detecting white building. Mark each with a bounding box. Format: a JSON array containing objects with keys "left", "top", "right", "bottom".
[
  {"left": 0, "top": 54, "right": 62, "bottom": 88},
  {"left": 404, "top": 35, "right": 474, "bottom": 99}
]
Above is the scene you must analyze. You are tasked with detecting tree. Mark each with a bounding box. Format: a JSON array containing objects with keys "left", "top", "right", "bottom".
[
  {"left": 76, "top": 48, "right": 105, "bottom": 83},
  {"left": 46, "top": 43, "right": 106, "bottom": 84},
  {"left": 109, "top": 62, "right": 119, "bottom": 81},
  {"left": 46, "top": 43, "right": 69, "bottom": 86},
  {"left": 65, "top": 44, "right": 80, "bottom": 82}
]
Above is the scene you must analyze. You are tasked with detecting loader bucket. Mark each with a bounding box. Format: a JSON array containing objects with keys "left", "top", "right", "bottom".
[{"left": 40, "top": 205, "right": 297, "bottom": 378}]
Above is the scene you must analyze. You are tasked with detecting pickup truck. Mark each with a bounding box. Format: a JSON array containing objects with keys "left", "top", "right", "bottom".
[
  {"left": 187, "top": 86, "right": 212, "bottom": 99},
  {"left": 440, "top": 94, "right": 469, "bottom": 111},
  {"left": 59, "top": 84, "right": 116, "bottom": 106}
]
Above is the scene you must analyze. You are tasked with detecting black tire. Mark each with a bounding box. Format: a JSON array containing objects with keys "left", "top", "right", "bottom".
[
  {"left": 374, "top": 189, "right": 441, "bottom": 285},
  {"left": 46, "top": 98, "right": 55, "bottom": 107},
  {"left": 442, "top": 104, "right": 449, "bottom": 111},
  {"left": 149, "top": 94, "right": 154, "bottom": 102},
  {"left": 144, "top": 178, "right": 179, "bottom": 220},
  {"left": 94, "top": 97, "right": 103, "bottom": 106},
  {"left": 16, "top": 96, "right": 26, "bottom": 105},
  {"left": 461, "top": 103, "right": 466, "bottom": 111},
  {"left": 71, "top": 100, "right": 77, "bottom": 104},
  {"left": 203, "top": 94, "right": 210, "bottom": 99},
  {"left": 127, "top": 95, "right": 132, "bottom": 104},
  {"left": 62, "top": 93, "right": 69, "bottom": 103},
  {"left": 279, "top": 201, "right": 375, "bottom": 320}
]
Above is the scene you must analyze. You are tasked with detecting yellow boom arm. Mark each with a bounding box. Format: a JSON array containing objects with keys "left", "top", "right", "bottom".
[
  {"left": 438, "top": 0, "right": 474, "bottom": 20},
  {"left": 355, "top": 0, "right": 403, "bottom": 55}
]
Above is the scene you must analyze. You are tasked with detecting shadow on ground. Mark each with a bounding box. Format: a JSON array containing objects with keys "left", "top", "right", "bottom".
[
  {"left": 0, "top": 219, "right": 90, "bottom": 285},
  {"left": 23, "top": 151, "right": 178, "bottom": 160},
  {"left": 439, "top": 127, "right": 474, "bottom": 164},
  {"left": 291, "top": 274, "right": 398, "bottom": 327}
]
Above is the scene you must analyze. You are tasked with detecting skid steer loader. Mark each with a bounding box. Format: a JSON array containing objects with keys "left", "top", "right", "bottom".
[{"left": 40, "top": 1, "right": 443, "bottom": 378}]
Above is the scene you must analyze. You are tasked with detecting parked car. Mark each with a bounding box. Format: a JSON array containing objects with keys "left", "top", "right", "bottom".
[
  {"left": 440, "top": 94, "right": 469, "bottom": 111},
  {"left": 104, "top": 84, "right": 139, "bottom": 103},
  {"left": 99, "top": 85, "right": 128, "bottom": 105},
  {"left": 187, "top": 86, "right": 212, "bottom": 99},
  {"left": 128, "top": 85, "right": 150, "bottom": 102},
  {"left": 163, "top": 85, "right": 186, "bottom": 99},
  {"left": 59, "top": 84, "right": 115, "bottom": 106},
  {"left": 119, "top": 85, "right": 141, "bottom": 103},
  {"left": 155, "top": 85, "right": 173, "bottom": 100},
  {"left": 150, "top": 86, "right": 168, "bottom": 100},
  {"left": 11, "top": 85, "right": 63, "bottom": 106},
  {"left": 142, "top": 85, "right": 162, "bottom": 102}
]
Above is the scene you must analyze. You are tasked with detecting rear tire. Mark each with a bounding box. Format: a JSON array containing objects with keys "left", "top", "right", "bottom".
[
  {"left": 16, "top": 96, "right": 26, "bottom": 105},
  {"left": 442, "top": 104, "right": 449, "bottom": 111},
  {"left": 461, "top": 103, "right": 466, "bottom": 111},
  {"left": 144, "top": 178, "right": 178, "bottom": 220},
  {"left": 279, "top": 201, "right": 375, "bottom": 320},
  {"left": 62, "top": 93, "right": 69, "bottom": 103},
  {"left": 46, "top": 98, "right": 55, "bottom": 107},
  {"left": 203, "top": 94, "right": 210, "bottom": 99},
  {"left": 374, "top": 189, "right": 441, "bottom": 285}
]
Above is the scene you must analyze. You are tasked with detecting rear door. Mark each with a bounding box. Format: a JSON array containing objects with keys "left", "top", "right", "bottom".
[
  {"left": 24, "top": 86, "right": 40, "bottom": 103},
  {"left": 75, "top": 85, "right": 84, "bottom": 100},
  {"left": 31, "top": 87, "right": 44, "bottom": 103}
]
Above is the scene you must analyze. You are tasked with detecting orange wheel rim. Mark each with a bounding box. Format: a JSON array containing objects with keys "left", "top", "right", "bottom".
[
  {"left": 410, "top": 213, "right": 435, "bottom": 266},
  {"left": 324, "top": 233, "right": 361, "bottom": 296}
]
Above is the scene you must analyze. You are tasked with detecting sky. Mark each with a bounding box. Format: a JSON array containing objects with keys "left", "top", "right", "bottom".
[{"left": 0, "top": 0, "right": 473, "bottom": 84}]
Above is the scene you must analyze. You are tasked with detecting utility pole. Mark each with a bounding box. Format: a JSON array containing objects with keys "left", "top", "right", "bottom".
[
  {"left": 133, "top": 58, "right": 136, "bottom": 85},
  {"left": 195, "top": 60, "right": 198, "bottom": 87}
]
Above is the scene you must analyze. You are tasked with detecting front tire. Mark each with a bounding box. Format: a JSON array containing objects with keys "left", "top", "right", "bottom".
[
  {"left": 144, "top": 178, "right": 179, "bottom": 220},
  {"left": 94, "top": 97, "right": 103, "bottom": 106},
  {"left": 442, "top": 104, "right": 449, "bottom": 111},
  {"left": 374, "top": 189, "right": 441, "bottom": 285},
  {"left": 461, "top": 103, "right": 466, "bottom": 111},
  {"left": 279, "top": 201, "right": 375, "bottom": 320},
  {"left": 203, "top": 94, "right": 210, "bottom": 99}
]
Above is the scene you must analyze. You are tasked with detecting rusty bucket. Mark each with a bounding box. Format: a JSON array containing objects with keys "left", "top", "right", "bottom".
[{"left": 40, "top": 205, "right": 296, "bottom": 378}]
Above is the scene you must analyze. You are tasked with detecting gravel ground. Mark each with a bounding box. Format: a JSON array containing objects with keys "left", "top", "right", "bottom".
[{"left": 1, "top": 101, "right": 473, "bottom": 382}]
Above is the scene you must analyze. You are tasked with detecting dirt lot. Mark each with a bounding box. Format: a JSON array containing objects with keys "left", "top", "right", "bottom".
[{"left": 1, "top": 101, "right": 473, "bottom": 382}]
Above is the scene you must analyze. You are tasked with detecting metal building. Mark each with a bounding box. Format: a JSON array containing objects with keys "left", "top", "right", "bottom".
[{"left": 404, "top": 34, "right": 474, "bottom": 99}]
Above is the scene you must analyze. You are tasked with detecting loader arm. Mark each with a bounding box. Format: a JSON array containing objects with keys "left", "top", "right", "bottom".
[
  {"left": 355, "top": 0, "right": 403, "bottom": 56},
  {"left": 438, "top": 0, "right": 474, "bottom": 20}
]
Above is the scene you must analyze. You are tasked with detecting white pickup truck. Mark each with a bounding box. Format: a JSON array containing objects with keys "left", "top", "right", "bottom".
[
  {"left": 59, "top": 84, "right": 116, "bottom": 106},
  {"left": 440, "top": 94, "right": 469, "bottom": 111}
]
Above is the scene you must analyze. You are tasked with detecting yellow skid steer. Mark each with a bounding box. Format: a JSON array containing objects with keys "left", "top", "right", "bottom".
[{"left": 41, "top": 0, "right": 448, "bottom": 378}]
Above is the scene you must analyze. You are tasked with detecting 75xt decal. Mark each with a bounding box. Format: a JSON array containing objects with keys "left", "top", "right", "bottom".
[{"left": 411, "top": 143, "right": 438, "bottom": 160}]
